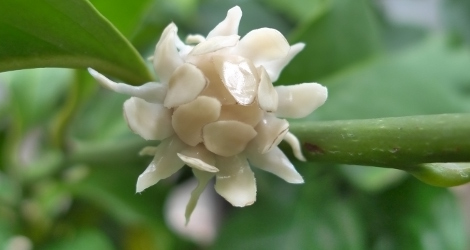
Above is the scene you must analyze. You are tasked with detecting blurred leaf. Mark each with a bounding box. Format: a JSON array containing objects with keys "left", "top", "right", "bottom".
[
  {"left": 0, "top": 0, "right": 152, "bottom": 84},
  {"left": 442, "top": 0, "right": 470, "bottom": 45},
  {"left": 2, "top": 68, "right": 71, "bottom": 131},
  {"left": 263, "top": 0, "right": 331, "bottom": 23},
  {"left": 46, "top": 228, "right": 114, "bottom": 250},
  {"left": 373, "top": 179, "right": 467, "bottom": 249},
  {"left": 278, "top": 0, "right": 382, "bottom": 84},
  {"left": 131, "top": 0, "right": 199, "bottom": 53},
  {"left": 0, "top": 172, "right": 21, "bottom": 206},
  {"left": 313, "top": 36, "right": 470, "bottom": 121},
  {"left": 213, "top": 174, "right": 365, "bottom": 250},
  {"left": 340, "top": 165, "right": 406, "bottom": 192}
]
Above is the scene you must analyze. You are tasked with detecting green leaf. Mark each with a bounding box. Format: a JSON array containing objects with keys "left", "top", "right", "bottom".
[
  {"left": 278, "top": 0, "right": 382, "bottom": 84},
  {"left": 0, "top": 0, "right": 152, "bottom": 85},
  {"left": 313, "top": 37, "right": 470, "bottom": 121},
  {"left": 46, "top": 228, "right": 114, "bottom": 250},
  {"left": 263, "top": 0, "right": 331, "bottom": 24},
  {"left": 88, "top": 0, "right": 154, "bottom": 38},
  {"left": 340, "top": 165, "right": 406, "bottom": 192},
  {"left": 2, "top": 68, "right": 72, "bottom": 132},
  {"left": 442, "top": 0, "right": 470, "bottom": 45},
  {"left": 213, "top": 174, "right": 365, "bottom": 250},
  {"left": 374, "top": 179, "right": 467, "bottom": 249}
]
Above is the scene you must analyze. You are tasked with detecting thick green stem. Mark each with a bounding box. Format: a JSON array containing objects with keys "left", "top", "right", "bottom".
[{"left": 288, "top": 114, "right": 470, "bottom": 169}]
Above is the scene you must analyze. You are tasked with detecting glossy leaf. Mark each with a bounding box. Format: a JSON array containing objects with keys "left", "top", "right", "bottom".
[{"left": 0, "top": 0, "right": 152, "bottom": 85}]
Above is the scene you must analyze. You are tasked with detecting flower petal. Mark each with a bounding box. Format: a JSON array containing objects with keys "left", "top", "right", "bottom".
[
  {"left": 212, "top": 55, "right": 259, "bottom": 105},
  {"left": 248, "top": 113, "right": 289, "bottom": 154},
  {"left": 247, "top": 147, "right": 303, "bottom": 184},
  {"left": 139, "top": 146, "right": 158, "bottom": 156},
  {"left": 203, "top": 120, "right": 257, "bottom": 157},
  {"left": 283, "top": 131, "right": 306, "bottom": 161},
  {"left": 123, "top": 97, "right": 174, "bottom": 140},
  {"left": 172, "top": 96, "right": 221, "bottom": 146},
  {"left": 136, "top": 136, "right": 186, "bottom": 192},
  {"left": 219, "top": 103, "right": 263, "bottom": 127},
  {"left": 189, "top": 35, "right": 240, "bottom": 56},
  {"left": 154, "top": 23, "right": 184, "bottom": 84},
  {"left": 177, "top": 144, "right": 218, "bottom": 173},
  {"left": 185, "top": 34, "right": 206, "bottom": 44},
  {"left": 236, "top": 28, "right": 290, "bottom": 65},
  {"left": 185, "top": 169, "right": 215, "bottom": 224},
  {"left": 164, "top": 63, "right": 208, "bottom": 108},
  {"left": 275, "top": 82, "right": 328, "bottom": 118},
  {"left": 196, "top": 56, "right": 236, "bottom": 105},
  {"left": 257, "top": 66, "right": 278, "bottom": 112},
  {"left": 214, "top": 155, "right": 256, "bottom": 207},
  {"left": 262, "top": 43, "right": 305, "bottom": 82},
  {"left": 88, "top": 68, "right": 167, "bottom": 103},
  {"left": 207, "top": 6, "right": 242, "bottom": 38}
]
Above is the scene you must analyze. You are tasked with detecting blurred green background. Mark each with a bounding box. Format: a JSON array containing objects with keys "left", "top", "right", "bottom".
[{"left": 1, "top": 0, "right": 470, "bottom": 249}]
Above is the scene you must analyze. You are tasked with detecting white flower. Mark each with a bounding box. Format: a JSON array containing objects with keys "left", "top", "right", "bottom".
[{"left": 89, "top": 6, "right": 327, "bottom": 222}]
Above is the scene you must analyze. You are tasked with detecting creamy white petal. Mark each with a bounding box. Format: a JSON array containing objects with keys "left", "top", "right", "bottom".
[
  {"left": 275, "top": 82, "right": 328, "bottom": 118},
  {"left": 207, "top": 6, "right": 242, "bottom": 38},
  {"left": 136, "top": 136, "right": 186, "bottom": 192},
  {"left": 139, "top": 146, "right": 159, "bottom": 156},
  {"left": 203, "top": 120, "right": 257, "bottom": 157},
  {"left": 123, "top": 97, "right": 174, "bottom": 140},
  {"left": 248, "top": 113, "right": 288, "bottom": 154},
  {"left": 164, "top": 63, "right": 208, "bottom": 108},
  {"left": 172, "top": 96, "right": 221, "bottom": 146},
  {"left": 236, "top": 28, "right": 290, "bottom": 65},
  {"left": 214, "top": 155, "right": 256, "bottom": 207},
  {"left": 257, "top": 66, "right": 278, "bottom": 112},
  {"left": 189, "top": 35, "right": 240, "bottom": 56},
  {"left": 177, "top": 144, "right": 218, "bottom": 173},
  {"left": 185, "top": 34, "right": 206, "bottom": 44},
  {"left": 185, "top": 169, "right": 214, "bottom": 224},
  {"left": 154, "top": 23, "right": 184, "bottom": 84},
  {"left": 283, "top": 131, "right": 306, "bottom": 161},
  {"left": 88, "top": 68, "right": 167, "bottom": 103},
  {"left": 219, "top": 103, "right": 263, "bottom": 127},
  {"left": 262, "top": 43, "right": 305, "bottom": 82},
  {"left": 196, "top": 55, "right": 237, "bottom": 105},
  {"left": 212, "top": 55, "right": 259, "bottom": 105},
  {"left": 247, "top": 147, "right": 303, "bottom": 184}
]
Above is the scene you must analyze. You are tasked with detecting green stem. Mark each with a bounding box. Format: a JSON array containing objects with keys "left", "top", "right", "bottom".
[{"left": 288, "top": 114, "right": 470, "bottom": 168}]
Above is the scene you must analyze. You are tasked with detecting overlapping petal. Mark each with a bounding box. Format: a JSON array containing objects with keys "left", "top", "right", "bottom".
[
  {"left": 164, "top": 63, "right": 207, "bottom": 108},
  {"left": 189, "top": 35, "right": 240, "bottom": 56},
  {"left": 185, "top": 169, "right": 214, "bottom": 224},
  {"left": 212, "top": 55, "right": 259, "bottom": 105},
  {"left": 154, "top": 23, "right": 184, "bottom": 84},
  {"left": 275, "top": 83, "right": 328, "bottom": 118},
  {"left": 136, "top": 136, "right": 186, "bottom": 192},
  {"left": 262, "top": 43, "right": 305, "bottom": 82},
  {"left": 249, "top": 113, "right": 289, "bottom": 154},
  {"left": 236, "top": 28, "right": 290, "bottom": 65},
  {"left": 247, "top": 147, "right": 304, "bottom": 184},
  {"left": 177, "top": 144, "right": 218, "bottom": 173},
  {"left": 257, "top": 66, "right": 278, "bottom": 112},
  {"left": 172, "top": 96, "right": 221, "bottom": 146},
  {"left": 123, "top": 97, "right": 173, "bottom": 140},
  {"left": 203, "top": 120, "right": 257, "bottom": 157},
  {"left": 207, "top": 6, "right": 242, "bottom": 38},
  {"left": 88, "top": 68, "right": 167, "bottom": 103},
  {"left": 214, "top": 155, "right": 256, "bottom": 207}
]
